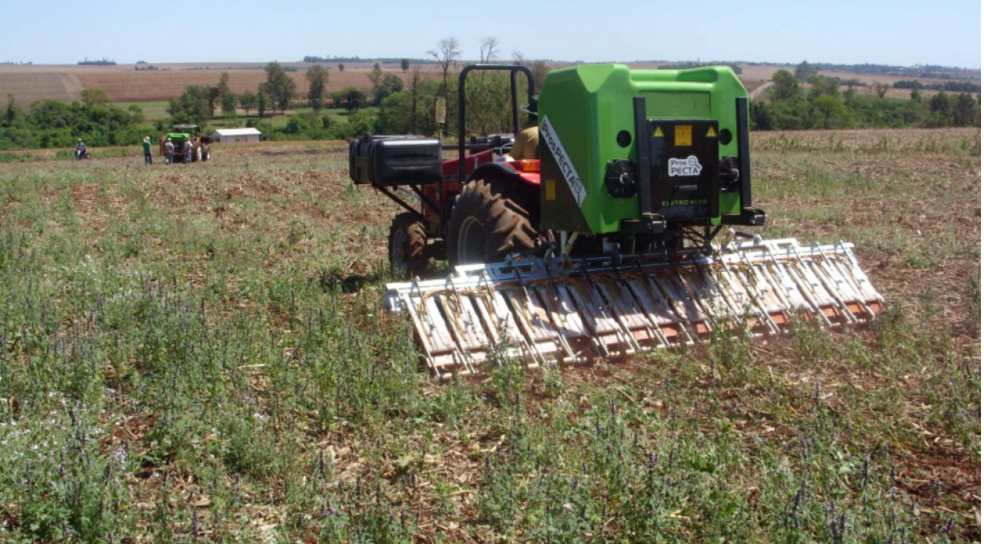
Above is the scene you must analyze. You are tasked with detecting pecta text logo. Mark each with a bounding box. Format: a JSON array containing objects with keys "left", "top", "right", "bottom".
[{"left": 668, "top": 156, "right": 702, "bottom": 177}]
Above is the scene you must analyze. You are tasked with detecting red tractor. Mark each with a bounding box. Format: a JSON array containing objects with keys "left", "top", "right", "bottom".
[{"left": 349, "top": 65, "right": 540, "bottom": 277}]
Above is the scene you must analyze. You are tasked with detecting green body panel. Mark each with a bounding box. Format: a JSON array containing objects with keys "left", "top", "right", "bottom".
[
  {"left": 538, "top": 64, "right": 748, "bottom": 234},
  {"left": 166, "top": 133, "right": 191, "bottom": 144}
]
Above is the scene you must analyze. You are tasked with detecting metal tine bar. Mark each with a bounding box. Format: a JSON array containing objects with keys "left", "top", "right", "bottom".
[
  {"left": 433, "top": 294, "right": 475, "bottom": 375},
  {"left": 523, "top": 283, "right": 573, "bottom": 365},
  {"left": 540, "top": 261, "right": 587, "bottom": 363},
  {"left": 425, "top": 295, "right": 466, "bottom": 377},
  {"left": 631, "top": 260, "right": 693, "bottom": 345},
  {"left": 566, "top": 264, "right": 621, "bottom": 355},
  {"left": 833, "top": 242, "right": 884, "bottom": 305},
  {"left": 562, "top": 275, "right": 612, "bottom": 358},
  {"left": 776, "top": 250, "right": 836, "bottom": 325},
  {"left": 822, "top": 254, "right": 876, "bottom": 319},
  {"left": 810, "top": 244, "right": 868, "bottom": 304},
  {"left": 650, "top": 268, "right": 706, "bottom": 340},
  {"left": 444, "top": 274, "right": 481, "bottom": 375},
  {"left": 678, "top": 254, "right": 732, "bottom": 330},
  {"left": 404, "top": 295, "right": 442, "bottom": 377},
  {"left": 706, "top": 258, "right": 772, "bottom": 336},
  {"left": 510, "top": 268, "right": 552, "bottom": 368},
  {"left": 479, "top": 269, "right": 539, "bottom": 365},
  {"left": 596, "top": 265, "right": 646, "bottom": 351},
  {"left": 609, "top": 263, "right": 669, "bottom": 348},
  {"left": 786, "top": 243, "right": 855, "bottom": 324},
  {"left": 580, "top": 258, "right": 640, "bottom": 355},
  {"left": 407, "top": 276, "right": 449, "bottom": 378},
  {"left": 757, "top": 243, "right": 834, "bottom": 327},
  {"left": 806, "top": 242, "right": 860, "bottom": 324},
  {"left": 829, "top": 242, "right": 883, "bottom": 318},
  {"left": 477, "top": 269, "right": 521, "bottom": 353},
  {"left": 731, "top": 249, "right": 788, "bottom": 334}
]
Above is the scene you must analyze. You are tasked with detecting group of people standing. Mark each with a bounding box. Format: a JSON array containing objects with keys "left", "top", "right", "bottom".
[{"left": 142, "top": 136, "right": 194, "bottom": 165}]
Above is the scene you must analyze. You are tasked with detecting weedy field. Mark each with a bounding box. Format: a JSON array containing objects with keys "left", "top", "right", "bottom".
[{"left": 0, "top": 129, "right": 979, "bottom": 542}]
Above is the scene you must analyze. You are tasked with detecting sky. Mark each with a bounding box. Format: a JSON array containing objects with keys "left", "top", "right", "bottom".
[{"left": 0, "top": 0, "right": 980, "bottom": 68}]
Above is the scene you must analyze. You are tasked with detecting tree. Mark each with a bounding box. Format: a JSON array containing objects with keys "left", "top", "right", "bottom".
[
  {"left": 5, "top": 95, "right": 21, "bottom": 126},
  {"left": 306, "top": 65, "right": 329, "bottom": 111},
  {"left": 844, "top": 83, "right": 856, "bottom": 103},
  {"left": 80, "top": 89, "right": 110, "bottom": 107},
  {"left": 264, "top": 61, "right": 296, "bottom": 114},
  {"left": 218, "top": 73, "right": 237, "bottom": 116},
  {"left": 811, "top": 95, "right": 850, "bottom": 129},
  {"left": 770, "top": 70, "right": 800, "bottom": 102},
  {"left": 400, "top": 59, "right": 410, "bottom": 72},
  {"left": 257, "top": 89, "right": 269, "bottom": 118},
  {"left": 910, "top": 88, "right": 922, "bottom": 102},
  {"left": 408, "top": 64, "right": 423, "bottom": 133},
  {"left": 368, "top": 63, "right": 384, "bottom": 92},
  {"left": 479, "top": 37, "right": 499, "bottom": 63},
  {"left": 513, "top": 52, "right": 552, "bottom": 91},
  {"left": 373, "top": 73, "right": 404, "bottom": 106},
  {"left": 808, "top": 75, "right": 839, "bottom": 101},
  {"left": 428, "top": 37, "right": 461, "bottom": 134},
  {"left": 332, "top": 87, "right": 366, "bottom": 112},
  {"left": 239, "top": 89, "right": 257, "bottom": 116},
  {"left": 953, "top": 92, "right": 976, "bottom": 126},
  {"left": 168, "top": 85, "right": 210, "bottom": 126},
  {"left": 794, "top": 61, "right": 816, "bottom": 81},
  {"left": 874, "top": 83, "right": 890, "bottom": 98},
  {"left": 203, "top": 86, "right": 221, "bottom": 117},
  {"left": 337, "top": 63, "right": 345, "bottom": 73}
]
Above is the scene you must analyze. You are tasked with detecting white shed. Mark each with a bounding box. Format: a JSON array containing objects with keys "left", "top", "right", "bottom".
[{"left": 210, "top": 128, "right": 262, "bottom": 143}]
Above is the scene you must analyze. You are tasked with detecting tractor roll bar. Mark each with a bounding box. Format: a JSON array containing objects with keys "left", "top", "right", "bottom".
[{"left": 456, "top": 65, "right": 535, "bottom": 184}]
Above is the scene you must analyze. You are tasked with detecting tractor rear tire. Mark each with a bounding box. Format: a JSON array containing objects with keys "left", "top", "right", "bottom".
[
  {"left": 388, "top": 213, "right": 427, "bottom": 279},
  {"left": 202, "top": 145, "right": 211, "bottom": 162},
  {"left": 447, "top": 177, "right": 538, "bottom": 266}
]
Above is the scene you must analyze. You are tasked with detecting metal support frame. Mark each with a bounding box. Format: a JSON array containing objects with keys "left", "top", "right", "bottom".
[{"left": 385, "top": 238, "right": 886, "bottom": 379}]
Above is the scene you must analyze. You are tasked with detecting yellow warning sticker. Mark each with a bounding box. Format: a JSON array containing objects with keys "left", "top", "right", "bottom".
[
  {"left": 653, "top": 126, "right": 665, "bottom": 138},
  {"left": 706, "top": 126, "right": 717, "bottom": 138},
  {"left": 545, "top": 179, "right": 557, "bottom": 201},
  {"left": 675, "top": 125, "right": 692, "bottom": 147}
]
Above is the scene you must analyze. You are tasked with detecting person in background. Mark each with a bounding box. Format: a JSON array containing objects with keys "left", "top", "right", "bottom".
[
  {"left": 506, "top": 96, "right": 539, "bottom": 161},
  {"left": 75, "top": 139, "right": 88, "bottom": 159},
  {"left": 163, "top": 138, "right": 174, "bottom": 165},
  {"left": 142, "top": 136, "right": 153, "bottom": 165},
  {"left": 183, "top": 138, "right": 193, "bottom": 163}
]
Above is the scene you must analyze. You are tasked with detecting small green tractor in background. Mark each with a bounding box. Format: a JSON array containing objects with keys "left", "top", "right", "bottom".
[{"left": 160, "top": 124, "right": 212, "bottom": 163}]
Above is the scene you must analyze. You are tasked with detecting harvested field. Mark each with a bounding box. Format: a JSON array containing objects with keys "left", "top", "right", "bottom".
[
  {"left": 2, "top": 62, "right": 976, "bottom": 105},
  {"left": 0, "top": 71, "right": 83, "bottom": 104},
  {"left": 0, "top": 129, "right": 979, "bottom": 542},
  {"left": 0, "top": 62, "right": 434, "bottom": 104},
  {"left": 74, "top": 68, "right": 432, "bottom": 103}
]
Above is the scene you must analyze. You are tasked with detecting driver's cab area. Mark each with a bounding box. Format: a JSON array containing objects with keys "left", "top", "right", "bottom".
[{"left": 466, "top": 133, "right": 515, "bottom": 160}]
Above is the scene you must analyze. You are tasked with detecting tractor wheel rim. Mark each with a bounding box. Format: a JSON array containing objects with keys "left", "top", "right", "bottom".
[
  {"left": 391, "top": 229, "right": 409, "bottom": 276},
  {"left": 457, "top": 216, "right": 484, "bottom": 264}
]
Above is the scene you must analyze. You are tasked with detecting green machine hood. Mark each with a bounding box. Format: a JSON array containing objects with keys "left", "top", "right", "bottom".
[{"left": 537, "top": 63, "right": 750, "bottom": 234}]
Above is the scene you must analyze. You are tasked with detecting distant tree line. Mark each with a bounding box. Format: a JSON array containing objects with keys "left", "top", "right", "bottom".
[
  {"left": 78, "top": 58, "right": 116, "bottom": 66},
  {"left": 893, "top": 80, "right": 981, "bottom": 93},
  {"left": 751, "top": 69, "right": 981, "bottom": 130},
  {"left": 0, "top": 91, "right": 144, "bottom": 149},
  {"left": 659, "top": 61, "right": 743, "bottom": 75},
  {"left": 808, "top": 62, "right": 979, "bottom": 81},
  {"left": 303, "top": 56, "right": 436, "bottom": 64}
]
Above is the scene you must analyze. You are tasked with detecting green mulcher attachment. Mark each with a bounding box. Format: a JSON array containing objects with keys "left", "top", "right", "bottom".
[{"left": 376, "top": 64, "right": 885, "bottom": 379}]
